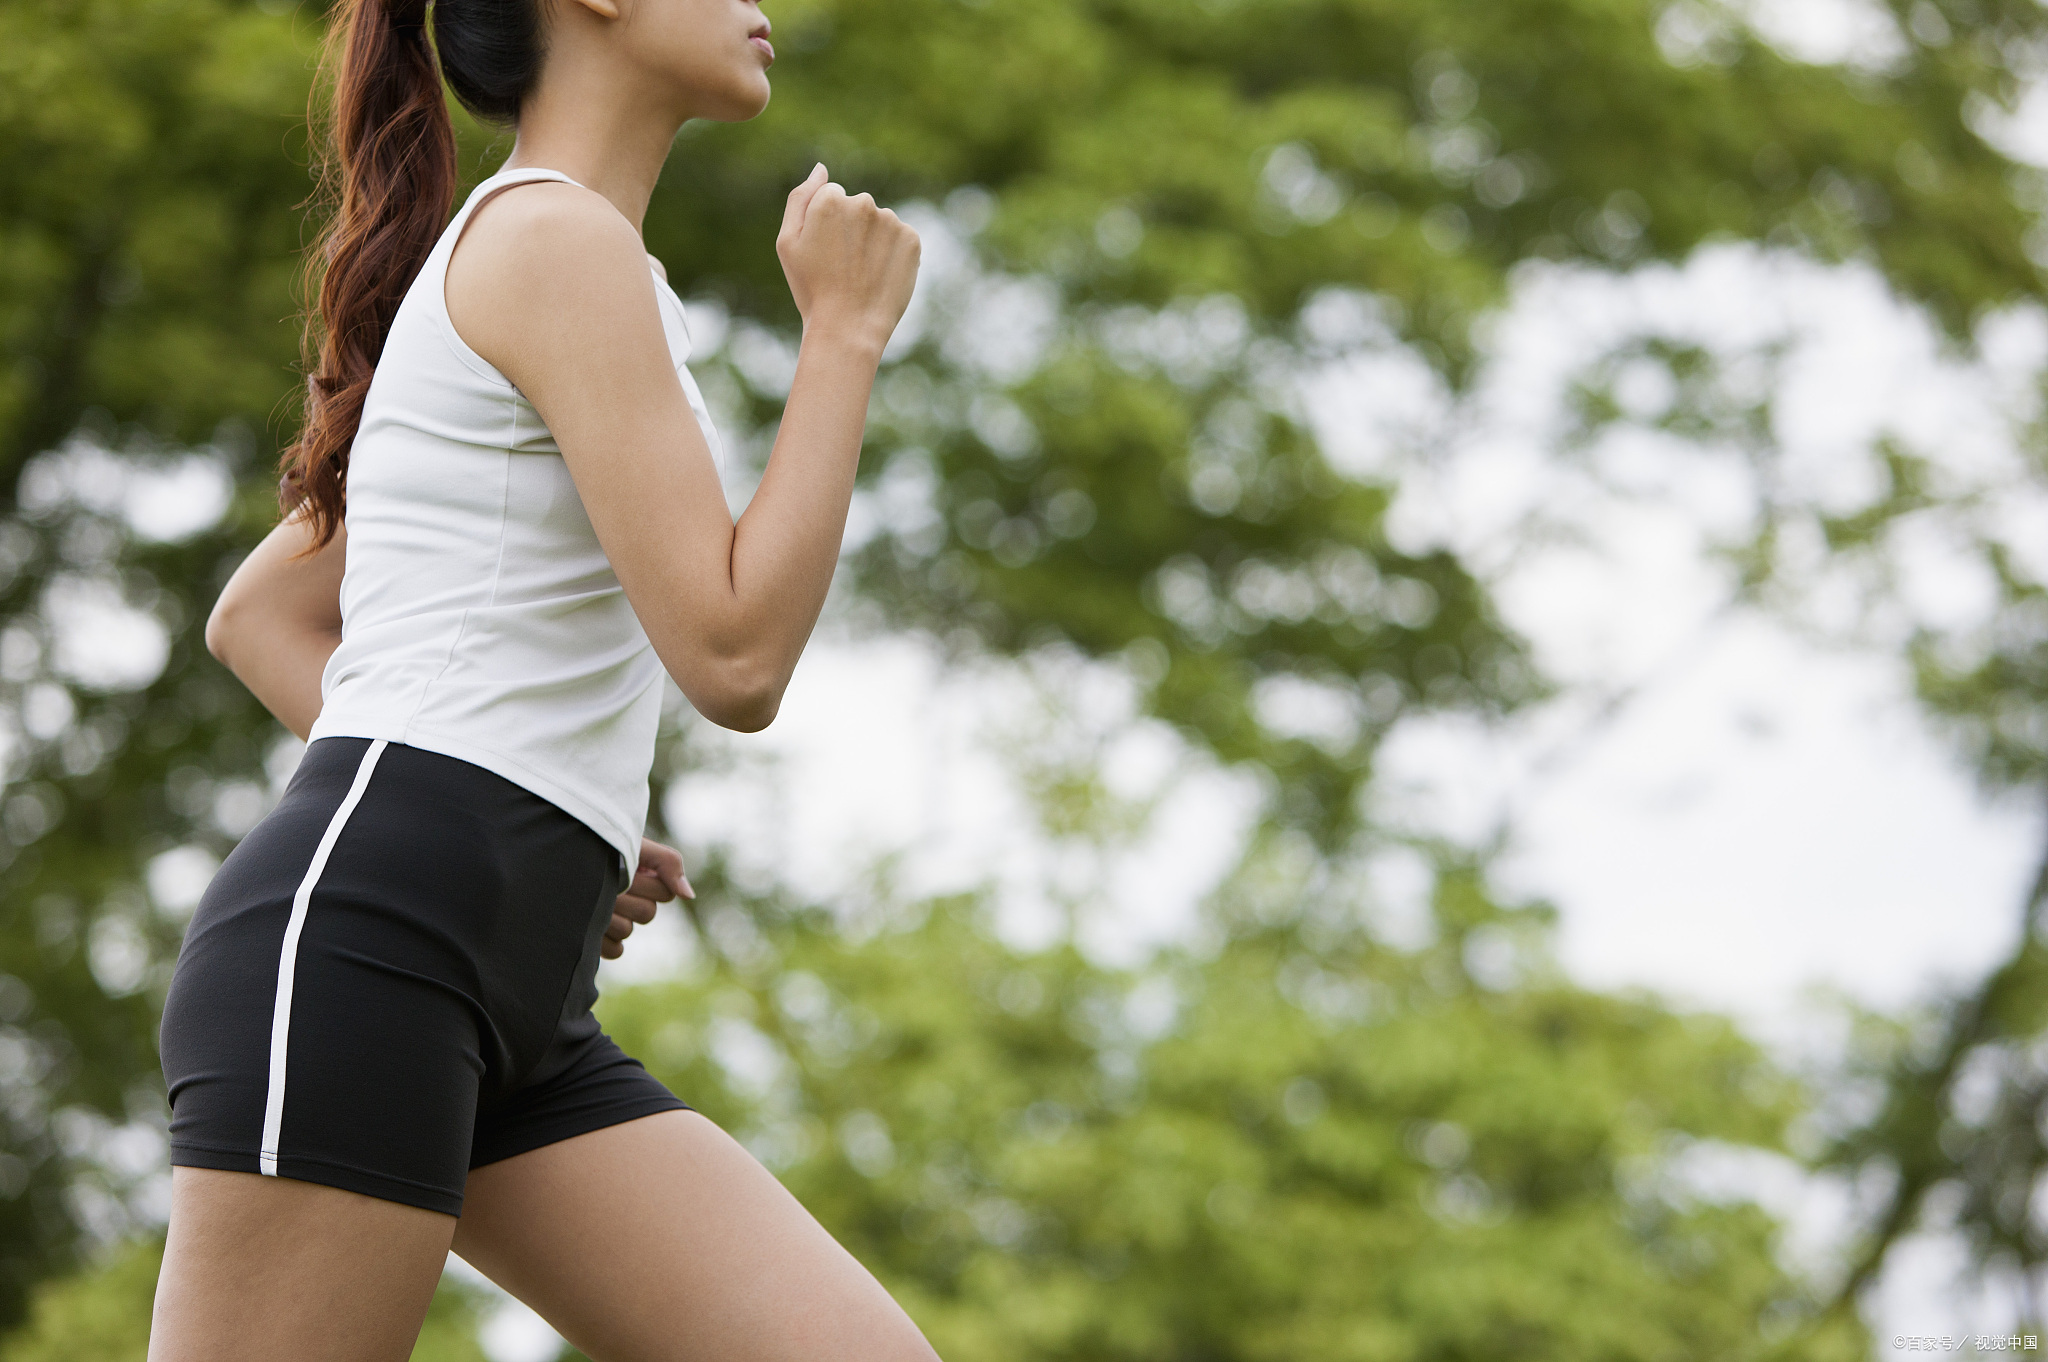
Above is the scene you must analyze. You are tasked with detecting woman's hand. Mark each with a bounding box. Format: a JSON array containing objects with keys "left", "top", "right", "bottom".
[
  {"left": 602, "top": 837, "right": 694, "bottom": 960},
  {"left": 776, "top": 162, "right": 921, "bottom": 354}
]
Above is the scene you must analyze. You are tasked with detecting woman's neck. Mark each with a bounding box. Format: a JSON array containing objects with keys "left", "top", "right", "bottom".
[{"left": 502, "top": 68, "right": 685, "bottom": 236}]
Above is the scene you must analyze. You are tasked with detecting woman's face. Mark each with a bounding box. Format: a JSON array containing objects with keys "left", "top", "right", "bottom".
[{"left": 612, "top": 0, "right": 774, "bottom": 122}]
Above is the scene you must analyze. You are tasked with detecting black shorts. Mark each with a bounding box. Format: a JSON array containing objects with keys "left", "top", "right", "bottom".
[{"left": 159, "top": 736, "right": 689, "bottom": 1216}]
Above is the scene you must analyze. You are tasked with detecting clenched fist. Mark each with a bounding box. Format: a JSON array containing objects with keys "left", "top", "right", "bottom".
[{"left": 776, "top": 163, "right": 921, "bottom": 354}]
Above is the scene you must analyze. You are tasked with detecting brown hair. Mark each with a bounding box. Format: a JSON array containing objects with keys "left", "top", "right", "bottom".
[{"left": 281, "top": 0, "right": 458, "bottom": 549}]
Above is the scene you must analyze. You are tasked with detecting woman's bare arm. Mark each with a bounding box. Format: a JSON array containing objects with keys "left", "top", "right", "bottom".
[
  {"left": 204, "top": 509, "right": 345, "bottom": 741},
  {"left": 445, "top": 166, "right": 919, "bottom": 732}
]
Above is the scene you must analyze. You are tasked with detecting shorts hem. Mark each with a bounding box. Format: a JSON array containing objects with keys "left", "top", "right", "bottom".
[
  {"left": 468, "top": 1095, "right": 692, "bottom": 1172},
  {"left": 169, "top": 1142, "right": 464, "bottom": 1218}
]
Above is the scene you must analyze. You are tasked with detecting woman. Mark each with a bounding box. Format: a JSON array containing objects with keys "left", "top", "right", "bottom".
[{"left": 150, "top": 0, "right": 926, "bottom": 1354}]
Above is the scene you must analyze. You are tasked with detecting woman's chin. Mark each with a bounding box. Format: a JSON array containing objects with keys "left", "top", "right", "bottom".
[{"left": 696, "top": 78, "right": 772, "bottom": 123}]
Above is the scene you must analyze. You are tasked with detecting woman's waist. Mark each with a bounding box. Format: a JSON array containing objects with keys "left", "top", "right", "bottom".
[{"left": 323, "top": 630, "right": 661, "bottom": 708}]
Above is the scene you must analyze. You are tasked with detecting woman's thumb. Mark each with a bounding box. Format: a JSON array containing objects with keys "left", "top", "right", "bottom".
[{"left": 781, "top": 162, "right": 830, "bottom": 238}]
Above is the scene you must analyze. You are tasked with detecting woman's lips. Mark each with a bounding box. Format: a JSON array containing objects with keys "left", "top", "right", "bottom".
[{"left": 749, "top": 34, "right": 774, "bottom": 61}]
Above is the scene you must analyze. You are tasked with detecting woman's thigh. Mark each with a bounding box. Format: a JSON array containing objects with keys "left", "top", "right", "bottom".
[
  {"left": 148, "top": 1166, "right": 456, "bottom": 1362},
  {"left": 452, "top": 1110, "right": 940, "bottom": 1362}
]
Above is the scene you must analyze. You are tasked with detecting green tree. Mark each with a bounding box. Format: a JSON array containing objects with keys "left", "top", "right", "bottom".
[
  {"left": 587, "top": 849, "right": 1871, "bottom": 1360},
  {"left": 1, "top": 1234, "right": 495, "bottom": 1361}
]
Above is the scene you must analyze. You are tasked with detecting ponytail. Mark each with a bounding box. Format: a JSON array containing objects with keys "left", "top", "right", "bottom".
[
  {"left": 282, "top": 0, "right": 456, "bottom": 548},
  {"left": 281, "top": 0, "right": 543, "bottom": 548}
]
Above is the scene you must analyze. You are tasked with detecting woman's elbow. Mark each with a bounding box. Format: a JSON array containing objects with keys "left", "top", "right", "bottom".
[
  {"left": 203, "top": 595, "right": 242, "bottom": 667},
  {"left": 708, "top": 700, "right": 780, "bottom": 734},
  {"left": 698, "top": 688, "right": 782, "bottom": 734},
  {"left": 685, "top": 660, "right": 785, "bottom": 733}
]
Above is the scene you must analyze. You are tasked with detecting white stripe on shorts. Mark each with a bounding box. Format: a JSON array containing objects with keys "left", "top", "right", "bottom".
[{"left": 259, "top": 738, "right": 389, "bottom": 1176}]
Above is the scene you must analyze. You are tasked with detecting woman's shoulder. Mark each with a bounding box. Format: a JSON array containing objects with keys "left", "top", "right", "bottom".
[
  {"left": 444, "top": 180, "right": 660, "bottom": 386},
  {"left": 450, "top": 180, "right": 644, "bottom": 293}
]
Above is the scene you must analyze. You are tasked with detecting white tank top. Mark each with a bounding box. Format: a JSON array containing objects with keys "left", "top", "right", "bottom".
[{"left": 308, "top": 166, "right": 724, "bottom": 874}]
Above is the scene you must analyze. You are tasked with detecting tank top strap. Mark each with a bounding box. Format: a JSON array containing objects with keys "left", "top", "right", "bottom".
[{"left": 450, "top": 166, "right": 587, "bottom": 235}]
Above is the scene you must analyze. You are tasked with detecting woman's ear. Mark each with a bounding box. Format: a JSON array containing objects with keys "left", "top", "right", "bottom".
[{"left": 561, "top": 0, "right": 622, "bottom": 20}]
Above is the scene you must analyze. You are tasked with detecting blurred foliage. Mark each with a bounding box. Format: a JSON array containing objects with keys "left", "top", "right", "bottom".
[
  {"left": 0, "top": 1235, "right": 161, "bottom": 1362},
  {"left": 1, "top": 0, "right": 2046, "bottom": 1349},
  {"left": 580, "top": 853, "right": 1872, "bottom": 1360},
  {"left": 0, "top": 1232, "right": 496, "bottom": 1361}
]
